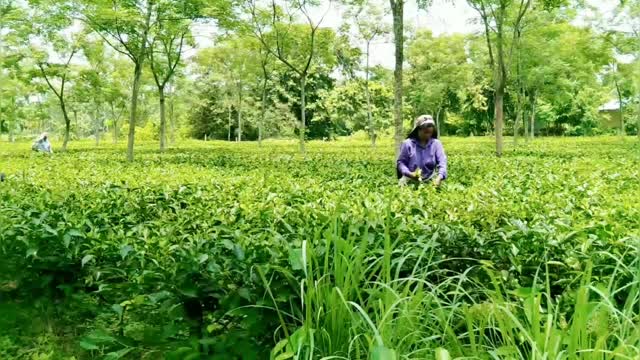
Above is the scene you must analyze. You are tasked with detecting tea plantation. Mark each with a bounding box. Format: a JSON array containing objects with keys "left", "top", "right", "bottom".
[{"left": 1, "top": 137, "right": 639, "bottom": 359}]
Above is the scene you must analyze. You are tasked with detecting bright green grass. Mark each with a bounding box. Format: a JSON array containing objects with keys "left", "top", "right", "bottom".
[{"left": 1, "top": 137, "right": 639, "bottom": 359}]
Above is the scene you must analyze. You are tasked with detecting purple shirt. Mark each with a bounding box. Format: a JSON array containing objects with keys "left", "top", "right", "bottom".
[{"left": 397, "top": 138, "right": 448, "bottom": 180}]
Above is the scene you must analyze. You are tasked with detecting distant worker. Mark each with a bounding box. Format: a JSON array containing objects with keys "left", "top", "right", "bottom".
[
  {"left": 397, "top": 115, "right": 448, "bottom": 186},
  {"left": 32, "top": 132, "right": 53, "bottom": 154}
]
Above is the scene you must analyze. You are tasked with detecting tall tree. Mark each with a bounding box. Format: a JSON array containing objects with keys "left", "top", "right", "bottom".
[
  {"left": 613, "top": 0, "right": 640, "bottom": 138},
  {"left": 148, "top": 0, "right": 197, "bottom": 151},
  {"left": 29, "top": 0, "right": 84, "bottom": 150},
  {"left": 468, "top": 0, "right": 534, "bottom": 156},
  {"left": 386, "top": 0, "right": 433, "bottom": 154},
  {"left": 406, "top": 31, "right": 473, "bottom": 135},
  {"left": 196, "top": 38, "right": 252, "bottom": 142},
  {"left": 0, "top": 0, "right": 28, "bottom": 141},
  {"left": 343, "top": 1, "right": 390, "bottom": 147},
  {"left": 76, "top": 0, "right": 155, "bottom": 161},
  {"left": 248, "top": 0, "right": 332, "bottom": 153}
]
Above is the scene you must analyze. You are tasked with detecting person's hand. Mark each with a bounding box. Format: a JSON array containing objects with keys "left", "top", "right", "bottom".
[
  {"left": 411, "top": 169, "right": 422, "bottom": 181},
  {"left": 433, "top": 176, "right": 442, "bottom": 187}
]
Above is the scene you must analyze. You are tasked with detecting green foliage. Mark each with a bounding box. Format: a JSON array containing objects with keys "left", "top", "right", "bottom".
[
  {"left": 321, "top": 79, "right": 394, "bottom": 135},
  {"left": 1, "top": 137, "right": 640, "bottom": 358}
]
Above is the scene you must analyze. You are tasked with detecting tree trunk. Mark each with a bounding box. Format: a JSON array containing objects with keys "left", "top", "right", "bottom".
[
  {"left": 530, "top": 93, "right": 536, "bottom": 140},
  {"left": 365, "top": 40, "right": 375, "bottom": 148},
  {"left": 128, "top": 62, "right": 143, "bottom": 162},
  {"left": 495, "top": 86, "right": 505, "bottom": 157},
  {"left": 260, "top": 78, "right": 267, "bottom": 147},
  {"left": 227, "top": 104, "right": 232, "bottom": 142},
  {"left": 237, "top": 86, "right": 242, "bottom": 142},
  {"left": 391, "top": 0, "right": 404, "bottom": 156},
  {"left": 299, "top": 75, "right": 306, "bottom": 153},
  {"left": 159, "top": 89, "right": 167, "bottom": 151},
  {"left": 524, "top": 106, "right": 529, "bottom": 141},
  {"left": 514, "top": 106, "right": 521, "bottom": 145},
  {"left": 60, "top": 98, "right": 71, "bottom": 151},
  {"left": 615, "top": 81, "right": 624, "bottom": 137}
]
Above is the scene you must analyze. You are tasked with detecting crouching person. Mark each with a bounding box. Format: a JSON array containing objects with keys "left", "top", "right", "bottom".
[
  {"left": 397, "top": 115, "right": 447, "bottom": 187},
  {"left": 32, "top": 133, "right": 53, "bottom": 154}
]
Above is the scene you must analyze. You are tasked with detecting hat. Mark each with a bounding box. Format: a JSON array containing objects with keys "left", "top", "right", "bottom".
[{"left": 409, "top": 115, "right": 436, "bottom": 138}]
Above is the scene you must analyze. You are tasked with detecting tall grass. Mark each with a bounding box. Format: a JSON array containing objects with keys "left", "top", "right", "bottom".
[{"left": 260, "top": 215, "right": 640, "bottom": 359}]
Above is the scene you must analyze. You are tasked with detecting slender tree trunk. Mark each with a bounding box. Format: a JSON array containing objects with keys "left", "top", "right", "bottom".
[
  {"left": 260, "top": 78, "right": 267, "bottom": 147},
  {"left": 530, "top": 92, "right": 536, "bottom": 140},
  {"left": 494, "top": 28, "right": 506, "bottom": 156},
  {"left": 60, "top": 99, "right": 71, "bottom": 151},
  {"left": 8, "top": 108, "right": 14, "bottom": 142},
  {"left": 365, "top": 40, "right": 375, "bottom": 148},
  {"left": 159, "top": 88, "right": 167, "bottom": 151},
  {"left": 237, "top": 86, "right": 242, "bottom": 142},
  {"left": 299, "top": 74, "right": 306, "bottom": 153},
  {"left": 391, "top": 0, "right": 404, "bottom": 156},
  {"left": 128, "top": 62, "right": 143, "bottom": 162},
  {"left": 227, "top": 104, "right": 232, "bottom": 142},
  {"left": 524, "top": 105, "right": 529, "bottom": 141},
  {"left": 495, "top": 85, "right": 505, "bottom": 156},
  {"left": 514, "top": 105, "right": 521, "bottom": 145},
  {"left": 615, "top": 81, "right": 624, "bottom": 137}
]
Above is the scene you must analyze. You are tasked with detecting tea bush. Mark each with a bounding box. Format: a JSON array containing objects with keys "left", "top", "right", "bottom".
[{"left": 1, "top": 137, "right": 639, "bottom": 359}]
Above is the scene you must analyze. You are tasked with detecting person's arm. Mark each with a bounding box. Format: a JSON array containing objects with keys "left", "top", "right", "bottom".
[
  {"left": 434, "top": 141, "right": 448, "bottom": 184},
  {"left": 397, "top": 142, "right": 414, "bottom": 178}
]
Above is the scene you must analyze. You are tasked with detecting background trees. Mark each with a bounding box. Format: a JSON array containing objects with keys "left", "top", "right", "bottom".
[{"left": 0, "top": 0, "right": 637, "bottom": 152}]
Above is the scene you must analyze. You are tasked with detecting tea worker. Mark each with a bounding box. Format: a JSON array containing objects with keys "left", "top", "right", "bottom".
[
  {"left": 397, "top": 115, "right": 448, "bottom": 186},
  {"left": 32, "top": 132, "right": 53, "bottom": 154}
]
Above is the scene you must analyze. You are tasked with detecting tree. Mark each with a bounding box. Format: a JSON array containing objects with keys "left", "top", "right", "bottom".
[
  {"left": 76, "top": 0, "right": 155, "bottom": 161},
  {"left": 196, "top": 37, "right": 254, "bottom": 142},
  {"left": 148, "top": 0, "right": 197, "bottom": 151},
  {"left": 406, "top": 31, "right": 473, "bottom": 135},
  {"left": 0, "top": 1, "right": 29, "bottom": 141},
  {"left": 468, "top": 0, "right": 535, "bottom": 156},
  {"left": 387, "top": 0, "right": 433, "bottom": 154},
  {"left": 256, "top": 44, "right": 272, "bottom": 146},
  {"left": 28, "top": 0, "right": 84, "bottom": 150},
  {"left": 248, "top": 0, "right": 333, "bottom": 153},
  {"left": 343, "top": 1, "right": 390, "bottom": 147},
  {"left": 322, "top": 79, "right": 393, "bottom": 134}
]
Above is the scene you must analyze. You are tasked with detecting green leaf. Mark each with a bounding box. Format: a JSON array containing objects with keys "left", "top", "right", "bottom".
[
  {"left": 120, "top": 245, "right": 133, "bottom": 259},
  {"left": 435, "top": 348, "right": 451, "bottom": 360},
  {"left": 79, "top": 340, "right": 99, "bottom": 350},
  {"left": 370, "top": 345, "right": 397, "bottom": 360},
  {"left": 275, "top": 352, "right": 295, "bottom": 360},
  {"left": 26, "top": 248, "right": 38, "bottom": 258},
  {"left": 81, "top": 254, "right": 95, "bottom": 267},
  {"left": 288, "top": 248, "right": 303, "bottom": 271},
  {"left": 105, "top": 348, "right": 133, "bottom": 360}
]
